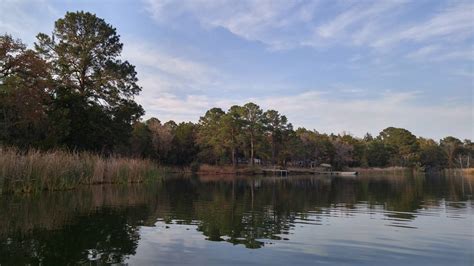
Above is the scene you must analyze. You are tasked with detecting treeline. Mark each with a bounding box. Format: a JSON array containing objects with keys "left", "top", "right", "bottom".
[
  {"left": 129, "top": 107, "right": 472, "bottom": 170},
  {"left": 1, "top": 12, "right": 472, "bottom": 171}
]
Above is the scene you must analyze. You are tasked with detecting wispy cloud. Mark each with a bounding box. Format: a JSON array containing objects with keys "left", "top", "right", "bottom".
[
  {"left": 122, "top": 39, "right": 234, "bottom": 120},
  {"left": 139, "top": 87, "right": 472, "bottom": 140},
  {"left": 145, "top": 0, "right": 320, "bottom": 50},
  {"left": 372, "top": 1, "right": 474, "bottom": 49},
  {"left": 144, "top": 0, "right": 474, "bottom": 63},
  {"left": 406, "top": 44, "right": 474, "bottom": 62},
  {"left": 122, "top": 40, "right": 222, "bottom": 95},
  {"left": 316, "top": 1, "right": 406, "bottom": 40},
  {"left": 406, "top": 45, "right": 442, "bottom": 59},
  {"left": 0, "top": 0, "right": 59, "bottom": 44}
]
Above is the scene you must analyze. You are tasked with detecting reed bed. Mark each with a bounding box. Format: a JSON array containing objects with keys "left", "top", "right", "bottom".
[{"left": 0, "top": 147, "right": 162, "bottom": 194}]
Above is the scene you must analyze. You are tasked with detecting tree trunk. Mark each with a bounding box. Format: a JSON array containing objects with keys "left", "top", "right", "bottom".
[
  {"left": 231, "top": 128, "right": 236, "bottom": 167},
  {"left": 250, "top": 134, "right": 254, "bottom": 166},
  {"left": 232, "top": 146, "right": 236, "bottom": 167},
  {"left": 271, "top": 135, "right": 276, "bottom": 165}
]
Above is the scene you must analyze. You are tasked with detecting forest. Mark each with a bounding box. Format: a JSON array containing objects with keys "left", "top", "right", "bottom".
[{"left": 1, "top": 11, "right": 472, "bottom": 172}]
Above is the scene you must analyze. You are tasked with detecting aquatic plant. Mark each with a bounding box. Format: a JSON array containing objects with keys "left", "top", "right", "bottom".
[{"left": 0, "top": 147, "right": 162, "bottom": 194}]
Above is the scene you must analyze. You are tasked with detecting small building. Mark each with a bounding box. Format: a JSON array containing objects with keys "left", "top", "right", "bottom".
[{"left": 320, "top": 163, "right": 333, "bottom": 172}]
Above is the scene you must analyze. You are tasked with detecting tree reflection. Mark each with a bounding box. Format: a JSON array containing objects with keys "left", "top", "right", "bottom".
[{"left": 0, "top": 174, "right": 471, "bottom": 262}]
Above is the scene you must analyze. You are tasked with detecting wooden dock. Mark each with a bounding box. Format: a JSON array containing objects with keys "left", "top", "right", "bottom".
[{"left": 262, "top": 168, "right": 289, "bottom": 176}]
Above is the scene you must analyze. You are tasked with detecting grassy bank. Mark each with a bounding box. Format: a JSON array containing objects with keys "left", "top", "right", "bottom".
[
  {"left": 196, "top": 164, "right": 263, "bottom": 175},
  {"left": 349, "top": 167, "right": 413, "bottom": 176},
  {"left": 0, "top": 148, "right": 163, "bottom": 194}
]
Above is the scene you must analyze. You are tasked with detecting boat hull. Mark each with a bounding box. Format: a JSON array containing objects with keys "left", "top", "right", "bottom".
[{"left": 316, "top": 171, "right": 358, "bottom": 176}]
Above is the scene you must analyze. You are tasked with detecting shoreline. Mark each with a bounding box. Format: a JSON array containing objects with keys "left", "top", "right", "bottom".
[
  {"left": 194, "top": 165, "right": 474, "bottom": 177},
  {"left": 2, "top": 147, "right": 473, "bottom": 195}
]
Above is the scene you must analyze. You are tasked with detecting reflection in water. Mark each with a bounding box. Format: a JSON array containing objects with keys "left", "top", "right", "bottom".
[{"left": 0, "top": 175, "right": 472, "bottom": 265}]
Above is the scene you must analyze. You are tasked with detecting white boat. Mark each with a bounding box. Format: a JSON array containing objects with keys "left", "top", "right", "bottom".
[{"left": 315, "top": 171, "right": 358, "bottom": 176}]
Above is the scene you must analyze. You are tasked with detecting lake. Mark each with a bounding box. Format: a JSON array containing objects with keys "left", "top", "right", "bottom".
[{"left": 0, "top": 174, "right": 472, "bottom": 265}]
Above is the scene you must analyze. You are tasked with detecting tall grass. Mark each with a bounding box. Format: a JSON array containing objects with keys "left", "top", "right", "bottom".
[{"left": 0, "top": 147, "right": 162, "bottom": 194}]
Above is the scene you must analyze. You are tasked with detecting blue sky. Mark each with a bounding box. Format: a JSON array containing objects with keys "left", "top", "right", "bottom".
[{"left": 1, "top": 0, "right": 472, "bottom": 140}]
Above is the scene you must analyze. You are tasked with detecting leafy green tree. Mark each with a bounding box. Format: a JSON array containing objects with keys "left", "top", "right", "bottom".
[
  {"left": 292, "top": 128, "right": 314, "bottom": 165},
  {"left": 284, "top": 129, "right": 306, "bottom": 166},
  {"left": 164, "top": 120, "right": 178, "bottom": 132},
  {"left": 440, "top": 136, "right": 463, "bottom": 168},
  {"left": 366, "top": 140, "right": 390, "bottom": 167},
  {"left": 313, "top": 133, "right": 335, "bottom": 166},
  {"left": 35, "top": 11, "right": 143, "bottom": 152},
  {"left": 168, "top": 122, "right": 198, "bottom": 165},
  {"left": 292, "top": 129, "right": 335, "bottom": 167},
  {"left": 241, "top": 103, "right": 264, "bottom": 165},
  {"left": 221, "top": 105, "right": 245, "bottom": 166},
  {"left": 128, "top": 121, "right": 152, "bottom": 157},
  {"left": 378, "top": 127, "right": 419, "bottom": 166},
  {"left": 263, "top": 110, "right": 292, "bottom": 165},
  {"left": 418, "top": 138, "right": 447, "bottom": 170},
  {"left": 146, "top": 118, "right": 173, "bottom": 162},
  {"left": 197, "top": 108, "right": 226, "bottom": 164}
]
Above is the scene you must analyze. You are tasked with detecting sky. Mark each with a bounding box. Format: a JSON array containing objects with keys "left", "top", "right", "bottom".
[{"left": 1, "top": 0, "right": 473, "bottom": 140}]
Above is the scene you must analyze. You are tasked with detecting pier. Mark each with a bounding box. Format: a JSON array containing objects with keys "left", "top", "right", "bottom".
[{"left": 262, "top": 168, "right": 289, "bottom": 176}]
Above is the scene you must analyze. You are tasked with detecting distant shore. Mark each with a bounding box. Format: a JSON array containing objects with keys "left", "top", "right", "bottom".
[
  {"left": 2, "top": 148, "right": 473, "bottom": 195},
  {"left": 195, "top": 164, "right": 474, "bottom": 177}
]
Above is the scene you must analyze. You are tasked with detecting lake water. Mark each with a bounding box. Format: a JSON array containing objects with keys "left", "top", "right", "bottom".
[{"left": 0, "top": 174, "right": 472, "bottom": 265}]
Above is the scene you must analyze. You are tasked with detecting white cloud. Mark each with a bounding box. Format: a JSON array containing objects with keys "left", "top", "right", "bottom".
[
  {"left": 0, "top": 0, "right": 58, "bottom": 44},
  {"left": 121, "top": 39, "right": 235, "bottom": 121},
  {"left": 372, "top": 1, "right": 474, "bottom": 49},
  {"left": 145, "top": 0, "right": 320, "bottom": 50},
  {"left": 138, "top": 93, "right": 213, "bottom": 122},
  {"left": 139, "top": 88, "right": 472, "bottom": 140},
  {"left": 406, "top": 45, "right": 474, "bottom": 62},
  {"left": 406, "top": 45, "right": 441, "bottom": 59},
  {"left": 122, "top": 41, "right": 220, "bottom": 93},
  {"left": 144, "top": 0, "right": 474, "bottom": 66},
  {"left": 255, "top": 90, "right": 472, "bottom": 140},
  {"left": 316, "top": 1, "right": 406, "bottom": 39},
  {"left": 435, "top": 49, "right": 474, "bottom": 62}
]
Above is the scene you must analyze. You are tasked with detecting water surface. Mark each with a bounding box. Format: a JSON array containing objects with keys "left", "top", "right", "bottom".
[{"left": 0, "top": 174, "right": 472, "bottom": 265}]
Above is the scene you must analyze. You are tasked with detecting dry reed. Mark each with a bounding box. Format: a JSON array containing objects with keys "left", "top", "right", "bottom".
[{"left": 0, "top": 147, "right": 162, "bottom": 194}]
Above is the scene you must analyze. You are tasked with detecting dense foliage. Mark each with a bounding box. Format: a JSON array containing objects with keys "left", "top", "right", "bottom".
[
  {"left": 1, "top": 12, "right": 143, "bottom": 153},
  {"left": 127, "top": 105, "right": 471, "bottom": 170},
  {"left": 0, "top": 12, "right": 471, "bottom": 170}
]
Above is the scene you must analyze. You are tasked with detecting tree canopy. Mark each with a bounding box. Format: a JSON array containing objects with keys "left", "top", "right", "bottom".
[{"left": 34, "top": 11, "right": 143, "bottom": 152}]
